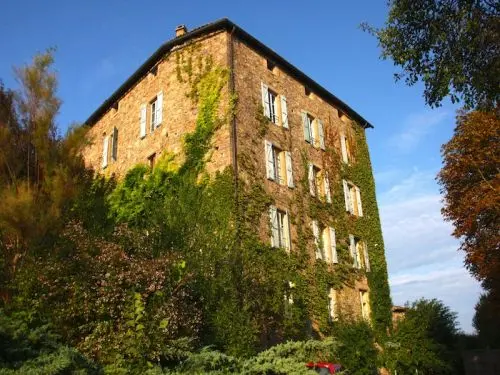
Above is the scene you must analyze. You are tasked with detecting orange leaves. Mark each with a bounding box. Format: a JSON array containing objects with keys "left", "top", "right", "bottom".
[{"left": 438, "top": 110, "right": 500, "bottom": 284}]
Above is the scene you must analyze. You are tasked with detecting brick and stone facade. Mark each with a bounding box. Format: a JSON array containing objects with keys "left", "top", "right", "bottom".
[{"left": 83, "top": 19, "right": 388, "bottom": 326}]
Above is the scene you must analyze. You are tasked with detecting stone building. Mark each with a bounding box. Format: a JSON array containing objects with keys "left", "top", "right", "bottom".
[{"left": 83, "top": 19, "right": 391, "bottom": 331}]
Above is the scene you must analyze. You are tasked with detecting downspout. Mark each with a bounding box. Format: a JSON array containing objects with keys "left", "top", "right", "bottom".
[
  {"left": 227, "top": 26, "right": 239, "bottom": 219},
  {"left": 227, "top": 26, "right": 244, "bottom": 308}
]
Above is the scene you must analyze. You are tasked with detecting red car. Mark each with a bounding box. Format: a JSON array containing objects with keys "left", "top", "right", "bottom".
[{"left": 305, "top": 362, "right": 342, "bottom": 374}]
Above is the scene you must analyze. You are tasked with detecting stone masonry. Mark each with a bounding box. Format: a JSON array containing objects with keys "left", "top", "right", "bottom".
[{"left": 83, "top": 19, "right": 383, "bottom": 326}]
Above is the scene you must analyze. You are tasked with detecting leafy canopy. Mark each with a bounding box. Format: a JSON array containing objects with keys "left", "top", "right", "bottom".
[
  {"left": 363, "top": 0, "right": 500, "bottom": 109},
  {"left": 437, "top": 110, "right": 500, "bottom": 287}
]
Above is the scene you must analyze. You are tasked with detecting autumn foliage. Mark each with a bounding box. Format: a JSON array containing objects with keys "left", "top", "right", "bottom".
[{"left": 438, "top": 110, "right": 500, "bottom": 286}]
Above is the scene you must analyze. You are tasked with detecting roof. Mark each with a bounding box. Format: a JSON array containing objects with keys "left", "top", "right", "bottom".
[{"left": 85, "top": 18, "right": 374, "bottom": 129}]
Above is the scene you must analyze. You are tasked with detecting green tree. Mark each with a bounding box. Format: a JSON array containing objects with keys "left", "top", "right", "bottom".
[
  {"left": 382, "top": 298, "right": 461, "bottom": 374},
  {"left": 473, "top": 289, "right": 500, "bottom": 348},
  {"left": 363, "top": 0, "right": 499, "bottom": 109}
]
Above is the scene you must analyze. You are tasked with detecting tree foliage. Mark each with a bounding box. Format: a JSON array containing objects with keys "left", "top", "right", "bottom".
[
  {"left": 437, "top": 110, "right": 500, "bottom": 287},
  {"left": 473, "top": 289, "right": 500, "bottom": 349},
  {"left": 0, "top": 51, "right": 91, "bottom": 303},
  {"left": 382, "top": 299, "right": 461, "bottom": 374},
  {"left": 364, "top": 0, "right": 500, "bottom": 109}
]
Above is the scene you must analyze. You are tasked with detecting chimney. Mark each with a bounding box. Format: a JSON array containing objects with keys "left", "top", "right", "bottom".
[{"left": 175, "top": 24, "right": 187, "bottom": 37}]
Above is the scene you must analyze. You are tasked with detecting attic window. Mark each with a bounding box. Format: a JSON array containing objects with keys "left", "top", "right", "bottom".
[
  {"left": 112, "top": 101, "right": 119, "bottom": 111},
  {"left": 149, "top": 65, "right": 158, "bottom": 76},
  {"left": 304, "top": 86, "right": 312, "bottom": 97},
  {"left": 266, "top": 59, "right": 276, "bottom": 72}
]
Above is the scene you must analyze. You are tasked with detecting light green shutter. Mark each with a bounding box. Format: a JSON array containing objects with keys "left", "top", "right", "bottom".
[{"left": 302, "top": 112, "right": 311, "bottom": 143}]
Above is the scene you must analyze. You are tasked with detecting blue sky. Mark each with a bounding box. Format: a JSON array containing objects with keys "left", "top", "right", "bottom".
[{"left": 0, "top": 1, "right": 482, "bottom": 332}]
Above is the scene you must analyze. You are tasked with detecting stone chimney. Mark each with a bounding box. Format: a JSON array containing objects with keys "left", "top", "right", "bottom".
[{"left": 175, "top": 25, "right": 187, "bottom": 37}]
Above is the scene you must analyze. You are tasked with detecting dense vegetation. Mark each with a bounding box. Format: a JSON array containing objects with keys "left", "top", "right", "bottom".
[
  {"left": 0, "top": 50, "right": 466, "bottom": 374},
  {"left": 366, "top": 0, "right": 500, "bottom": 349}
]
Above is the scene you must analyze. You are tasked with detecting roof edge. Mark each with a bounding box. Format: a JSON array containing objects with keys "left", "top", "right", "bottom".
[{"left": 85, "top": 18, "right": 373, "bottom": 129}]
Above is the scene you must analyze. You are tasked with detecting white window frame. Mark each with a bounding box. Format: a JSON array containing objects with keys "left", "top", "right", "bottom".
[
  {"left": 340, "top": 134, "right": 350, "bottom": 164},
  {"left": 328, "top": 288, "right": 338, "bottom": 321},
  {"left": 360, "top": 290, "right": 370, "bottom": 320},
  {"left": 269, "top": 205, "right": 291, "bottom": 252},
  {"left": 308, "top": 164, "right": 331, "bottom": 203},
  {"left": 261, "top": 82, "right": 288, "bottom": 129},
  {"left": 265, "top": 141, "right": 294, "bottom": 188},
  {"left": 302, "top": 112, "right": 325, "bottom": 150},
  {"left": 343, "top": 180, "right": 363, "bottom": 216},
  {"left": 101, "top": 135, "right": 109, "bottom": 169}
]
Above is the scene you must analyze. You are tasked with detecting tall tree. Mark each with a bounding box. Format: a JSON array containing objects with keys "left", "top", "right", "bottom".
[
  {"left": 437, "top": 110, "right": 500, "bottom": 286},
  {"left": 0, "top": 51, "right": 89, "bottom": 302},
  {"left": 363, "top": 0, "right": 499, "bottom": 109}
]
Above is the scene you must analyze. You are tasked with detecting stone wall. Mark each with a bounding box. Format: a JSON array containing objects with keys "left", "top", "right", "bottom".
[
  {"left": 232, "top": 36, "right": 369, "bottom": 321},
  {"left": 82, "top": 30, "right": 232, "bottom": 178}
]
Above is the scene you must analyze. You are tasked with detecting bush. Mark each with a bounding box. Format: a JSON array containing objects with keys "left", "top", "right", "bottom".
[{"left": 0, "top": 310, "right": 100, "bottom": 374}]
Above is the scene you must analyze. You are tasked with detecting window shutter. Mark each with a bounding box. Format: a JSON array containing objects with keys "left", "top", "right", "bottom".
[
  {"left": 269, "top": 205, "right": 279, "bottom": 247},
  {"left": 364, "top": 243, "right": 371, "bottom": 272},
  {"left": 280, "top": 95, "right": 288, "bottom": 129},
  {"left": 343, "top": 180, "right": 351, "bottom": 212},
  {"left": 329, "top": 227, "right": 338, "bottom": 263},
  {"left": 285, "top": 151, "right": 294, "bottom": 188},
  {"left": 324, "top": 172, "right": 331, "bottom": 203},
  {"left": 312, "top": 220, "right": 321, "bottom": 259},
  {"left": 284, "top": 210, "right": 291, "bottom": 252},
  {"left": 355, "top": 186, "right": 363, "bottom": 216},
  {"left": 265, "top": 140, "right": 275, "bottom": 180},
  {"left": 140, "top": 104, "right": 147, "bottom": 138},
  {"left": 302, "top": 112, "right": 311, "bottom": 143},
  {"left": 111, "top": 127, "right": 118, "bottom": 161},
  {"left": 349, "top": 234, "right": 358, "bottom": 268},
  {"left": 155, "top": 91, "right": 163, "bottom": 127},
  {"left": 101, "top": 135, "right": 109, "bottom": 169},
  {"left": 340, "top": 135, "right": 348, "bottom": 163},
  {"left": 261, "top": 82, "right": 270, "bottom": 118},
  {"left": 308, "top": 163, "right": 315, "bottom": 196},
  {"left": 318, "top": 119, "right": 325, "bottom": 150}
]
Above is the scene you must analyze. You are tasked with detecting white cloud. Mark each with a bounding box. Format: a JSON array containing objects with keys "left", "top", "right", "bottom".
[
  {"left": 388, "top": 110, "right": 449, "bottom": 153},
  {"left": 378, "top": 168, "right": 482, "bottom": 332}
]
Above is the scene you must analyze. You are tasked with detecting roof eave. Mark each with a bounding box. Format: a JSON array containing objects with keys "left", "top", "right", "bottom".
[{"left": 85, "top": 18, "right": 374, "bottom": 129}]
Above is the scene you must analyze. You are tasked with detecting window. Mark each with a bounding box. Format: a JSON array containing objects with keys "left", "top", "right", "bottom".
[
  {"left": 349, "top": 235, "right": 371, "bottom": 271},
  {"left": 328, "top": 288, "right": 338, "bottom": 321},
  {"left": 111, "top": 127, "right": 118, "bottom": 162},
  {"left": 265, "top": 141, "right": 294, "bottom": 188},
  {"left": 360, "top": 290, "right": 370, "bottom": 320},
  {"left": 139, "top": 91, "right": 163, "bottom": 138},
  {"left": 343, "top": 180, "right": 363, "bottom": 216},
  {"left": 302, "top": 112, "right": 325, "bottom": 150},
  {"left": 148, "top": 153, "right": 156, "bottom": 169},
  {"left": 285, "top": 281, "right": 295, "bottom": 305},
  {"left": 101, "top": 134, "right": 109, "bottom": 169},
  {"left": 102, "top": 127, "right": 119, "bottom": 169},
  {"left": 269, "top": 206, "right": 291, "bottom": 251},
  {"left": 308, "top": 164, "right": 331, "bottom": 202},
  {"left": 304, "top": 86, "right": 312, "bottom": 97},
  {"left": 266, "top": 59, "right": 276, "bottom": 72},
  {"left": 340, "top": 134, "right": 351, "bottom": 164},
  {"left": 261, "top": 82, "right": 288, "bottom": 128},
  {"left": 322, "top": 227, "right": 338, "bottom": 264},
  {"left": 312, "top": 221, "right": 337, "bottom": 263}
]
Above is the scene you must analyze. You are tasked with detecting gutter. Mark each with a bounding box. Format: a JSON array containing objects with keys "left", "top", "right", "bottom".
[{"left": 85, "top": 18, "right": 374, "bottom": 129}]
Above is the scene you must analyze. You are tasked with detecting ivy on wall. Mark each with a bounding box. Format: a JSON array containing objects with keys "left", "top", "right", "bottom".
[{"left": 108, "top": 42, "right": 392, "bottom": 358}]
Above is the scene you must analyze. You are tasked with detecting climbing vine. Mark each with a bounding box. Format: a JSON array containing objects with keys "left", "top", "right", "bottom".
[{"left": 108, "top": 41, "right": 391, "bottom": 359}]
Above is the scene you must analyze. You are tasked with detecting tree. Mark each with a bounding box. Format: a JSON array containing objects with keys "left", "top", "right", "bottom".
[
  {"left": 473, "top": 289, "right": 500, "bottom": 348},
  {"left": 382, "top": 298, "right": 461, "bottom": 374},
  {"left": 437, "top": 110, "right": 500, "bottom": 286},
  {"left": 363, "top": 0, "right": 499, "bottom": 109},
  {"left": 0, "top": 51, "right": 90, "bottom": 302}
]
